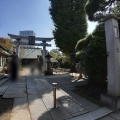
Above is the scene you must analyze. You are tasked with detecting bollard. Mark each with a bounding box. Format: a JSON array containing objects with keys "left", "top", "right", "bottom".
[{"left": 52, "top": 83, "right": 57, "bottom": 108}]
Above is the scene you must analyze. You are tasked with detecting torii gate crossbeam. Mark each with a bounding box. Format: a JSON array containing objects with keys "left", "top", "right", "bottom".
[{"left": 8, "top": 33, "right": 53, "bottom": 71}]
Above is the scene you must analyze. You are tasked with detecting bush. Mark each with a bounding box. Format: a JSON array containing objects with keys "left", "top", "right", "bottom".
[
  {"left": 44, "top": 70, "right": 53, "bottom": 75},
  {"left": 61, "top": 61, "right": 70, "bottom": 69},
  {"left": 76, "top": 23, "right": 107, "bottom": 87}
]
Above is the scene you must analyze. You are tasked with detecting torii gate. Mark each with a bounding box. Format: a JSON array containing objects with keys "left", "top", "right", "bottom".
[{"left": 8, "top": 33, "right": 53, "bottom": 70}]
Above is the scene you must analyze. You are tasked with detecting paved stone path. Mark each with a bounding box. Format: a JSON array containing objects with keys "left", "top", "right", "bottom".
[{"left": 0, "top": 74, "right": 114, "bottom": 120}]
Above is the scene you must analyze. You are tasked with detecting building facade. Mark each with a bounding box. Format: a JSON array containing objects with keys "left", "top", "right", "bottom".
[
  {"left": 19, "top": 30, "right": 42, "bottom": 66},
  {"left": 19, "top": 30, "right": 36, "bottom": 44}
]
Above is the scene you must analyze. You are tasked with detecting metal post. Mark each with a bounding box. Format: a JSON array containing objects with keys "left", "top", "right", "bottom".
[{"left": 52, "top": 83, "right": 57, "bottom": 108}]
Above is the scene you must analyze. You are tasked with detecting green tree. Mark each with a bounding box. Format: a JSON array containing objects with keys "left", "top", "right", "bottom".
[
  {"left": 50, "top": 51, "right": 70, "bottom": 68},
  {"left": 85, "top": 0, "right": 117, "bottom": 21},
  {"left": 76, "top": 1, "right": 120, "bottom": 87},
  {"left": 49, "top": 0, "right": 87, "bottom": 72},
  {"left": 76, "top": 23, "right": 107, "bottom": 86},
  {"left": 0, "top": 38, "right": 13, "bottom": 53},
  {"left": 50, "top": 51, "right": 61, "bottom": 60},
  {"left": 112, "top": 1, "right": 120, "bottom": 17}
]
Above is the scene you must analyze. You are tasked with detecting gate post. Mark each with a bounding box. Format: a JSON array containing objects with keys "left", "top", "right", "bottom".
[
  {"left": 101, "top": 15, "right": 120, "bottom": 109},
  {"left": 43, "top": 41, "right": 46, "bottom": 71}
]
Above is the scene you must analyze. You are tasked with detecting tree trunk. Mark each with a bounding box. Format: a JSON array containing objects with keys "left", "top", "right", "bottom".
[{"left": 69, "top": 51, "right": 76, "bottom": 73}]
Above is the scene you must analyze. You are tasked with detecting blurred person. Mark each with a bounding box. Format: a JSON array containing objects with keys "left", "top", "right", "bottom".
[{"left": 10, "top": 52, "right": 18, "bottom": 80}]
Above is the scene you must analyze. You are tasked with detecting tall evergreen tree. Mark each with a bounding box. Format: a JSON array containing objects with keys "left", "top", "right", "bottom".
[
  {"left": 85, "top": 0, "right": 117, "bottom": 21},
  {"left": 49, "top": 0, "right": 87, "bottom": 72}
]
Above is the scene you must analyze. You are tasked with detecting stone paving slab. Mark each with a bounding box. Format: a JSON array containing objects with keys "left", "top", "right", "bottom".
[
  {"left": 56, "top": 90, "right": 69, "bottom": 99},
  {"left": 69, "top": 107, "right": 112, "bottom": 120},
  {"left": 72, "top": 110, "right": 88, "bottom": 117},
  {"left": 12, "top": 97, "right": 28, "bottom": 111},
  {"left": 109, "top": 111, "right": 120, "bottom": 120},
  {"left": 4, "top": 90, "right": 16, "bottom": 95},
  {"left": 43, "top": 75, "right": 101, "bottom": 113},
  {"left": 34, "top": 77, "right": 89, "bottom": 118},
  {"left": 39, "top": 79, "right": 53, "bottom": 91},
  {"left": 28, "top": 95, "right": 52, "bottom": 120},
  {"left": 30, "top": 111, "right": 52, "bottom": 120},
  {"left": 29, "top": 79, "right": 87, "bottom": 119},
  {"left": 35, "top": 84, "right": 48, "bottom": 91},
  {"left": 58, "top": 97, "right": 87, "bottom": 117},
  {"left": 42, "top": 94, "right": 61, "bottom": 109},
  {"left": 66, "top": 90, "right": 101, "bottom": 112},
  {"left": 38, "top": 89, "right": 52, "bottom": 96},
  {"left": 0, "top": 78, "right": 8, "bottom": 86},
  {"left": 0, "top": 85, "right": 9, "bottom": 95},
  {"left": 33, "top": 79, "right": 62, "bottom": 110},
  {"left": 41, "top": 74, "right": 71, "bottom": 78},
  {"left": 0, "top": 78, "right": 10, "bottom": 95},
  {"left": 3, "top": 79, "right": 27, "bottom": 98},
  {"left": 28, "top": 76, "right": 86, "bottom": 120},
  {"left": 98, "top": 116, "right": 115, "bottom": 120},
  {"left": 3, "top": 93, "right": 27, "bottom": 98},
  {"left": 10, "top": 108, "right": 31, "bottom": 120},
  {"left": 27, "top": 95, "right": 40, "bottom": 104},
  {"left": 49, "top": 106, "right": 72, "bottom": 120},
  {"left": 58, "top": 88, "right": 71, "bottom": 96},
  {"left": 27, "top": 88, "right": 39, "bottom": 95},
  {"left": 0, "top": 75, "right": 113, "bottom": 120},
  {"left": 27, "top": 82, "right": 36, "bottom": 88},
  {"left": 35, "top": 83, "right": 47, "bottom": 90},
  {"left": 6, "top": 87, "right": 18, "bottom": 91}
]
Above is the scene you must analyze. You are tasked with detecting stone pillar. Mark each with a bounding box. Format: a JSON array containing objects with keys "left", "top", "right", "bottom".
[
  {"left": 42, "top": 41, "right": 46, "bottom": 71},
  {"left": 46, "top": 54, "right": 51, "bottom": 71},
  {"left": 101, "top": 15, "right": 120, "bottom": 109},
  {"left": 16, "top": 39, "right": 20, "bottom": 57},
  {"left": 45, "top": 53, "right": 53, "bottom": 75}
]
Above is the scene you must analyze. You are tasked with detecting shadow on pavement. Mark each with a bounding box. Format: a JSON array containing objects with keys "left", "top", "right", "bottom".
[{"left": 0, "top": 73, "right": 89, "bottom": 120}]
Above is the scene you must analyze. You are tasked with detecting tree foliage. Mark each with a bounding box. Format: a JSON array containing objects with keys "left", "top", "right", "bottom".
[
  {"left": 0, "top": 38, "right": 13, "bottom": 52},
  {"left": 50, "top": 51, "right": 70, "bottom": 68},
  {"left": 76, "top": 24, "right": 107, "bottom": 86},
  {"left": 76, "top": 1, "right": 120, "bottom": 87},
  {"left": 50, "top": 51, "right": 61, "bottom": 60},
  {"left": 112, "top": 1, "right": 120, "bottom": 17},
  {"left": 85, "top": 0, "right": 117, "bottom": 21},
  {"left": 49, "top": 0, "right": 87, "bottom": 54},
  {"left": 49, "top": 0, "right": 87, "bottom": 72}
]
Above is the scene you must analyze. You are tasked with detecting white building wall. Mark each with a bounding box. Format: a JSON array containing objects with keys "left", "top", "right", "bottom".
[
  {"left": 19, "top": 30, "right": 36, "bottom": 44},
  {"left": 19, "top": 30, "right": 42, "bottom": 59},
  {"left": 19, "top": 48, "right": 42, "bottom": 59},
  {"left": 19, "top": 30, "right": 36, "bottom": 36}
]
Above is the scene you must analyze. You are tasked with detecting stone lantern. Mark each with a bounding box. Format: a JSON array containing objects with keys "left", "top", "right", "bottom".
[{"left": 45, "top": 52, "right": 53, "bottom": 75}]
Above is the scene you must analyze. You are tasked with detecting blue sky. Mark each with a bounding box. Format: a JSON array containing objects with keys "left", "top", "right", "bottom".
[{"left": 0, "top": 0, "right": 97, "bottom": 51}]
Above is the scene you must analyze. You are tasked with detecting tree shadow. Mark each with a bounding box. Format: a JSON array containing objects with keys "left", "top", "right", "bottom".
[
  {"left": 37, "top": 95, "right": 87, "bottom": 120},
  {"left": 0, "top": 96, "right": 14, "bottom": 120},
  {"left": 0, "top": 74, "right": 88, "bottom": 120}
]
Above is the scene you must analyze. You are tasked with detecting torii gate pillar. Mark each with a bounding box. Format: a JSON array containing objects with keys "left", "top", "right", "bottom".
[
  {"left": 16, "top": 39, "right": 20, "bottom": 57},
  {"left": 43, "top": 41, "right": 46, "bottom": 70}
]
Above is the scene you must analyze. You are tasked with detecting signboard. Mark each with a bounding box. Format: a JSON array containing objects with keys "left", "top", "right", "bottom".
[{"left": 29, "top": 36, "right": 35, "bottom": 45}]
